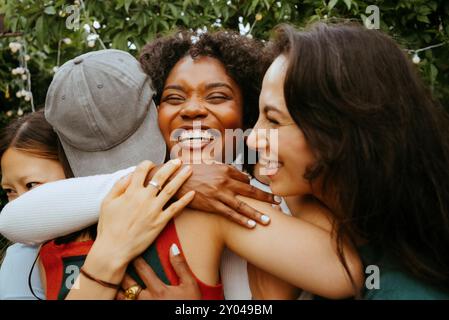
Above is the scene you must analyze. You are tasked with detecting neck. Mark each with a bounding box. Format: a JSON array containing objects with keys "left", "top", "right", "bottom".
[{"left": 283, "top": 194, "right": 321, "bottom": 218}]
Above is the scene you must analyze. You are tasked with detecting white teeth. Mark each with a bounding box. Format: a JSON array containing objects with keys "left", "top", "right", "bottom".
[
  {"left": 178, "top": 130, "right": 214, "bottom": 143},
  {"left": 259, "top": 158, "right": 281, "bottom": 169}
]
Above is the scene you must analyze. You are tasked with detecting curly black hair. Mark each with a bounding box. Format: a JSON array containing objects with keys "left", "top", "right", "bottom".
[{"left": 139, "top": 30, "right": 274, "bottom": 129}]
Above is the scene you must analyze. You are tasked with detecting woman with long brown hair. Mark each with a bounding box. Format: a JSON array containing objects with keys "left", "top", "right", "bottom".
[{"left": 248, "top": 22, "right": 449, "bottom": 298}]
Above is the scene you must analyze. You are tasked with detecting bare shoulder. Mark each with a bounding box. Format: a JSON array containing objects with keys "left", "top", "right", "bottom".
[
  {"left": 174, "top": 208, "right": 221, "bottom": 232},
  {"left": 173, "top": 208, "right": 223, "bottom": 286}
]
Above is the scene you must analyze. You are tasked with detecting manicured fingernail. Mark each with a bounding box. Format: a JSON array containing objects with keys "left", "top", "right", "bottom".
[
  {"left": 171, "top": 243, "right": 180, "bottom": 256},
  {"left": 261, "top": 215, "right": 270, "bottom": 224},
  {"left": 180, "top": 165, "right": 192, "bottom": 174},
  {"left": 171, "top": 158, "right": 182, "bottom": 165},
  {"left": 247, "top": 220, "right": 257, "bottom": 228},
  {"left": 274, "top": 195, "right": 282, "bottom": 204}
]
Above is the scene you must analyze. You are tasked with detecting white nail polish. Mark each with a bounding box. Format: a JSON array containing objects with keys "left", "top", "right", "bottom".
[
  {"left": 171, "top": 243, "right": 180, "bottom": 256},
  {"left": 171, "top": 158, "right": 182, "bottom": 165},
  {"left": 247, "top": 220, "right": 257, "bottom": 228},
  {"left": 274, "top": 195, "right": 282, "bottom": 204},
  {"left": 261, "top": 215, "right": 270, "bottom": 223}
]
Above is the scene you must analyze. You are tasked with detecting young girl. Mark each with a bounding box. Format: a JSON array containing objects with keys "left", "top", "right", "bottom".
[{"left": 0, "top": 110, "right": 68, "bottom": 299}]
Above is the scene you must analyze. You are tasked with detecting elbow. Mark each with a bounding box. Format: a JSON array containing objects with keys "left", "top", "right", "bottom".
[
  {"left": 322, "top": 254, "right": 365, "bottom": 300},
  {"left": 0, "top": 203, "right": 13, "bottom": 234},
  {"left": 0, "top": 201, "right": 32, "bottom": 244}
]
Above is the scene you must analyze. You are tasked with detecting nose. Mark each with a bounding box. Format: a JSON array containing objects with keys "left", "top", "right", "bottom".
[
  {"left": 179, "top": 99, "right": 208, "bottom": 120},
  {"left": 247, "top": 120, "right": 268, "bottom": 151}
]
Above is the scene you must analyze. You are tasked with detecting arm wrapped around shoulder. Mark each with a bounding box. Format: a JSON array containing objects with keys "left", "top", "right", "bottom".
[{"left": 0, "top": 166, "right": 135, "bottom": 244}]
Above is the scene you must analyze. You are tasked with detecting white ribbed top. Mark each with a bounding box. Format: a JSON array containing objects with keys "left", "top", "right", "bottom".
[
  {"left": 0, "top": 166, "right": 305, "bottom": 299},
  {"left": 0, "top": 166, "right": 135, "bottom": 245}
]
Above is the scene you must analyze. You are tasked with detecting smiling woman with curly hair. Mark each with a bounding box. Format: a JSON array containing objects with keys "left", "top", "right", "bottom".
[{"left": 139, "top": 30, "right": 272, "bottom": 130}]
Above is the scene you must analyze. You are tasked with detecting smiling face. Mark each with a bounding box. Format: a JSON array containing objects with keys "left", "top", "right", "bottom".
[
  {"left": 1, "top": 148, "right": 66, "bottom": 201},
  {"left": 247, "top": 55, "right": 317, "bottom": 196},
  {"left": 158, "top": 55, "right": 243, "bottom": 163}
]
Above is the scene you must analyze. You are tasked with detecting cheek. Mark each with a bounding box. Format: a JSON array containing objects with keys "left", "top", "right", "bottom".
[
  {"left": 157, "top": 104, "right": 176, "bottom": 141},
  {"left": 276, "top": 130, "right": 316, "bottom": 193},
  {"left": 212, "top": 102, "right": 243, "bottom": 130},
  {"left": 285, "top": 133, "right": 315, "bottom": 172}
]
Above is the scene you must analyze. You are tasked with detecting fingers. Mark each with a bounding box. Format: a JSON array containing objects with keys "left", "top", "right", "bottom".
[
  {"left": 120, "top": 274, "right": 138, "bottom": 291},
  {"left": 104, "top": 174, "right": 132, "bottom": 201},
  {"left": 226, "top": 165, "right": 251, "bottom": 183},
  {"left": 127, "top": 161, "right": 156, "bottom": 194},
  {"left": 116, "top": 290, "right": 126, "bottom": 300},
  {"left": 169, "top": 244, "right": 197, "bottom": 287},
  {"left": 229, "top": 180, "right": 279, "bottom": 204},
  {"left": 162, "top": 191, "right": 195, "bottom": 222},
  {"left": 146, "top": 159, "right": 183, "bottom": 196},
  {"left": 133, "top": 257, "right": 165, "bottom": 294},
  {"left": 219, "top": 193, "right": 270, "bottom": 226},
  {"left": 156, "top": 165, "right": 193, "bottom": 206},
  {"left": 212, "top": 200, "right": 257, "bottom": 229}
]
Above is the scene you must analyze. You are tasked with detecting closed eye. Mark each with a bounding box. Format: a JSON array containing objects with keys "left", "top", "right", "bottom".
[
  {"left": 26, "top": 182, "right": 41, "bottom": 190},
  {"left": 207, "top": 94, "right": 231, "bottom": 103},
  {"left": 267, "top": 116, "right": 280, "bottom": 125},
  {"left": 162, "top": 95, "right": 185, "bottom": 105},
  {"left": 2, "top": 188, "right": 13, "bottom": 194}
]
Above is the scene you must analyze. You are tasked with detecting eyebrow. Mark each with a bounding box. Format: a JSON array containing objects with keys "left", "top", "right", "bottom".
[
  {"left": 163, "top": 82, "right": 234, "bottom": 93},
  {"left": 205, "top": 82, "right": 234, "bottom": 92},
  {"left": 163, "top": 84, "right": 184, "bottom": 91}
]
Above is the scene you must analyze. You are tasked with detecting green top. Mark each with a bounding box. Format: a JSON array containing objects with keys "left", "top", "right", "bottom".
[{"left": 360, "top": 245, "right": 449, "bottom": 300}]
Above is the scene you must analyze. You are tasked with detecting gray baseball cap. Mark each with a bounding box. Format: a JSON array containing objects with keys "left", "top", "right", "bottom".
[{"left": 45, "top": 49, "right": 166, "bottom": 177}]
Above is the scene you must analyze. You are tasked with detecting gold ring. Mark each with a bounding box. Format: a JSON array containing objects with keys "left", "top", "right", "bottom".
[
  {"left": 148, "top": 180, "right": 162, "bottom": 191},
  {"left": 124, "top": 285, "right": 142, "bottom": 300}
]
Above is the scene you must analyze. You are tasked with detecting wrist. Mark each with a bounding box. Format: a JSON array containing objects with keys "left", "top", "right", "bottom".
[{"left": 83, "top": 241, "right": 129, "bottom": 284}]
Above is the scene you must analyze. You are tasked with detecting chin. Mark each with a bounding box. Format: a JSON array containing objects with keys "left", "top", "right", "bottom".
[{"left": 269, "top": 180, "right": 300, "bottom": 197}]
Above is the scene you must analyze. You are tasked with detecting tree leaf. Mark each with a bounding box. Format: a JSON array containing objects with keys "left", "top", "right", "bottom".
[
  {"left": 417, "top": 15, "right": 430, "bottom": 24},
  {"left": 430, "top": 64, "right": 438, "bottom": 83},
  {"left": 328, "top": 0, "right": 338, "bottom": 10},
  {"left": 44, "top": 6, "right": 56, "bottom": 15},
  {"left": 124, "top": 0, "right": 133, "bottom": 13},
  {"left": 112, "top": 32, "right": 129, "bottom": 50},
  {"left": 35, "top": 16, "right": 46, "bottom": 45}
]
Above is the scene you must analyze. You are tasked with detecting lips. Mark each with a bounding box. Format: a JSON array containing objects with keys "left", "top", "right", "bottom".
[{"left": 259, "top": 156, "right": 283, "bottom": 176}]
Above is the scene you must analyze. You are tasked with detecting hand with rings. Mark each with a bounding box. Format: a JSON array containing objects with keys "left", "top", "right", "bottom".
[
  {"left": 87, "top": 159, "right": 195, "bottom": 285},
  {"left": 117, "top": 243, "right": 201, "bottom": 300}
]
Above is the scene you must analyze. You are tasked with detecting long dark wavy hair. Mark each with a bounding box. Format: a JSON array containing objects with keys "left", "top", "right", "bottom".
[{"left": 273, "top": 22, "right": 449, "bottom": 293}]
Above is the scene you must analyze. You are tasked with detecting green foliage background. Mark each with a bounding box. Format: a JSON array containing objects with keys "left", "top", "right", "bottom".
[{"left": 0, "top": 0, "right": 448, "bottom": 258}]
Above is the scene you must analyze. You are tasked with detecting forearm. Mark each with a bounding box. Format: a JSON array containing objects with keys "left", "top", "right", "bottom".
[
  {"left": 66, "top": 242, "right": 128, "bottom": 300},
  {"left": 0, "top": 166, "right": 135, "bottom": 244},
  {"left": 221, "top": 196, "right": 364, "bottom": 299}
]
